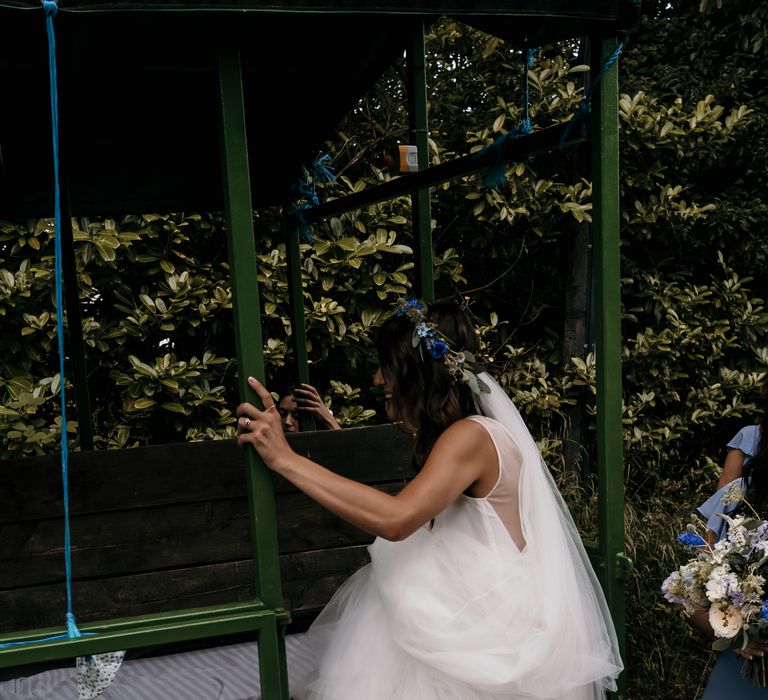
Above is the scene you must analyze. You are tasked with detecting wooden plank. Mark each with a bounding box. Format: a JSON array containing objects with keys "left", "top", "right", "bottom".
[
  {"left": 0, "top": 547, "right": 370, "bottom": 635},
  {"left": 0, "top": 424, "right": 410, "bottom": 636},
  {"left": 0, "top": 485, "right": 399, "bottom": 589},
  {"left": 0, "top": 423, "right": 413, "bottom": 524}
]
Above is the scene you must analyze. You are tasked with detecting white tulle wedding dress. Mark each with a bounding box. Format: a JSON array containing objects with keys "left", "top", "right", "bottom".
[{"left": 290, "top": 373, "right": 622, "bottom": 699}]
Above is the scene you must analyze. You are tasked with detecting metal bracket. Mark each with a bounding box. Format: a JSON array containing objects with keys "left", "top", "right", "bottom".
[{"left": 615, "top": 552, "right": 634, "bottom": 581}]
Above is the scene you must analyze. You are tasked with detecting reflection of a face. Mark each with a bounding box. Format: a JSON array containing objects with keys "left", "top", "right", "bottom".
[
  {"left": 278, "top": 394, "right": 299, "bottom": 433},
  {"left": 373, "top": 367, "right": 395, "bottom": 421}
]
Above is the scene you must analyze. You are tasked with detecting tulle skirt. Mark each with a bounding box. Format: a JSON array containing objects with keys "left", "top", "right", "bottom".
[{"left": 290, "top": 498, "right": 620, "bottom": 700}]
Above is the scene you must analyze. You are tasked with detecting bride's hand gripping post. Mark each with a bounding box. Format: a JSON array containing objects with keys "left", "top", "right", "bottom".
[{"left": 236, "top": 376, "right": 295, "bottom": 470}]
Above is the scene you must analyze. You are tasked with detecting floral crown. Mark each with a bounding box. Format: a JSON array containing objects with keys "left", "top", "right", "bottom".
[{"left": 395, "top": 298, "right": 490, "bottom": 396}]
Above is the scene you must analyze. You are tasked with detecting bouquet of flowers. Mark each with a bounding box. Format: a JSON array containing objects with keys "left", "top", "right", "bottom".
[{"left": 662, "top": 486, "right": 768, "bottom": 686}]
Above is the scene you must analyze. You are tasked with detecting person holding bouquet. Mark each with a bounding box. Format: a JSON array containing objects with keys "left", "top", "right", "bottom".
[
  {"left": 236, "top": 299, "right": 622, "bottom": 699},
  {"left": 699, "top": 386, "right": 768, "bottom": 545},
  {"left": 663, "top": 387, "right": 768, "bottom": 697}
]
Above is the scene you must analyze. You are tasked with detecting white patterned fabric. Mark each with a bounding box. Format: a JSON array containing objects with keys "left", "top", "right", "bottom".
[{"left": 76, "top": 651, "right": 125, "bottom": 699}]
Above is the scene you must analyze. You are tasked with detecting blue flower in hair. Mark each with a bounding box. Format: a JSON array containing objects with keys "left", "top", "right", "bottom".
[
  {"left": 416, "top": 322, "right": 433, "bottom": 338},
  {"left": 429, "top": 340, "right": 449, "bottom": 360}
]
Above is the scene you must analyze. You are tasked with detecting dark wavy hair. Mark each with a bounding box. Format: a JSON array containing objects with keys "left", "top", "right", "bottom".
[
  {"left": 742, "top": 386, "right": 768, "bottom": 514},
  {"left": 376, "top": 302, "right": 478, "bottom": 465}
]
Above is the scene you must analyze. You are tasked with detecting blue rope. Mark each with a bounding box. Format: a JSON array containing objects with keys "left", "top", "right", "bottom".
[
  {"left": 293, "top": 152, "right": 336, "bottom": 244},
  {"left": 0, "top": 0, "right": 91, "bottom": 651},
  {"left": 558, "top": 41, "right": 625, "bottom": 151},
  {"left": 479, "top": 48, "right": 537, "bottom": 190}
]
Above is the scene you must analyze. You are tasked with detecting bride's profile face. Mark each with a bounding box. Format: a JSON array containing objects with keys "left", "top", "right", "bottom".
[{"left": 373, "top": 367, "right": 396, "bottom": 421}]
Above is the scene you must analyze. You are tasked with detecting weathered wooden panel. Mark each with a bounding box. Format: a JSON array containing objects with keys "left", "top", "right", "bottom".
[
  {"left": 0, "top": 424, "right": 413, "bottom": 523},
  {"left": 0, "top": 547, "right": 371, "bottom": 635},
  {"left": 0, "top": 485, "right": 400, "bottom": 589},
  {"left": 0, "top": 424, "right": 412, "bottom": 636}
]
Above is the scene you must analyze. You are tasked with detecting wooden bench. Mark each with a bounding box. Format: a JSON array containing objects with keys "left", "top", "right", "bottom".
[{"left": 0, "top": 424, "right": 414, "bottom": 641}]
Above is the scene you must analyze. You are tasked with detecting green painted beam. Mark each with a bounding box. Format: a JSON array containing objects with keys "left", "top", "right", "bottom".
[
  {"left": 590, "top": 35, "right": 628, "bottom": 695},
  {"left": 0, "top": 602, "right": 287, "bottom": 668},
  {"left": 406, "top": 21, "right": 434, "bottom": 303},
  {"left": 218, "top": 46, "right": 289, "bottom": 700},
  {"left": 296, "top": 122, "right": 585, "bottom": 226}
]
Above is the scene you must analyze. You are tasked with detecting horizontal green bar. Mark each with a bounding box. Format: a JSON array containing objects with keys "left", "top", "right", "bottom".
[
  {"left": 297, "top": 122, "right": 585, "bottom": 225},
  {"left": 0, "top": 601, "right": 289, "bottom": 668}
]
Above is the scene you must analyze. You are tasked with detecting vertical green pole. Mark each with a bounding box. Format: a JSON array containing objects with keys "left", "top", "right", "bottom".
[
  {"left": 591, "top": 36, "right": 628, "bottom": 696},
  {"left": 406, "top": 21, "right": 434, "bottom": 303},
  {"left": 218, "top": 47, "right": 288, "bottom": 700},
  {"left": 284, "top": 212, "right": 312, "bottom": 431}
]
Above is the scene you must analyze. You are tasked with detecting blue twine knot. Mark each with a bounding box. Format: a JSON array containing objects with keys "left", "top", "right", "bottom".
[
  {"left": 481, "top": 119, "right": 533, "bottom": 190},
  {"left": 42, "top": 0, "right": 58, "bottom": 16},
  {"left": 558, "top": 41, "right": 625, "bottom": 151},
  {"left": 66, "top": 612, "right": 82, "bottom": 639},
  {"left": 295, "top": 204, "right": 315, "bottom": 244},
  {"left": 478, "top": 47, "right": 538, "bottom": 190},
  {"left": 313, "top": 153, "right": 336, "bottom": 184},
  {"left": 292, "top": 152, "right": 336, "bottom": 244}
]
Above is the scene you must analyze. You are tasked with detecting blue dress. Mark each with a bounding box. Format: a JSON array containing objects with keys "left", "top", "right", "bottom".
[{"left": 699, "top": 425, "right": 766, "bottom": 699}]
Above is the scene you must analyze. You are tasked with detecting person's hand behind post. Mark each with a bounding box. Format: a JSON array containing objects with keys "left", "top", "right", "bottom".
[
  {"left": 294, "top": 383, "right": 341, "bottom": 431},
  {"left": 236, "top": 376, "right": 296, "bottom": 469}
]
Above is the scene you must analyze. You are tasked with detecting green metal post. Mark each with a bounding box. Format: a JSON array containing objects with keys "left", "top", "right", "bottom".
[
  {"left": 218, "top": 47, "right": 288, "bottom": 700},
  {"left": 284, "top": 212, "right": 312, "bottom": 431},
  {"left": 406, "top": 22, "right": 434, "bottom": 303},
  {"left": 591, "top": 36, "right": 629, "bottom": 696}
]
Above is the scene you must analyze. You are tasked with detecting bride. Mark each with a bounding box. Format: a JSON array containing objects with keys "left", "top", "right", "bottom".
[{"left": 236, "top": 299, "right": 622, "bottom": 699}]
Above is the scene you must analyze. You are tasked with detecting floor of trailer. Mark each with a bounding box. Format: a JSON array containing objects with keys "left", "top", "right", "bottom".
[{"left": 0, "top": 632, "right": 310, "bottom": 699}]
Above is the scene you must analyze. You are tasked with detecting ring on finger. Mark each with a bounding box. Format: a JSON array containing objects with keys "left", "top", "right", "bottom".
[{"left": 243, "top": 417, "right": 251, "bottom": 429}]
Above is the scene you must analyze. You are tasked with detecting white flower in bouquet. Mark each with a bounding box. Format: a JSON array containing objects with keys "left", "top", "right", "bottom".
[
  {"left": 729, "top": 523, "right": 749, "bottom": 549},
  {"left": 709, "top": 604, "right": 744, "bottom": 638},
  {"left": 710, "top": 538, "right": 732, "bottom": 565},
  {"left": 705, "top": 566, "right": 740, "bottom": 603},
  {"left": 662, "top": 499, "right": 768, "bottom": 687}
]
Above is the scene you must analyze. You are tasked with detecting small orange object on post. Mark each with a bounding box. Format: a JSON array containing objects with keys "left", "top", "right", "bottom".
[{"left": 398, "top": 145, "right": 419, "bottom": 172}]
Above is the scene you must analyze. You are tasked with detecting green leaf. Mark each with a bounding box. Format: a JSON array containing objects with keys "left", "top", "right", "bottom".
[
  {"left": 133, "top": 398, "right": 156, "bottom": 410},
  {"left": 336, "top": 237, "right": 359, "bottom": 251},
  {"left": 161, "top": 402, "right": 189, "bottom": 414}
]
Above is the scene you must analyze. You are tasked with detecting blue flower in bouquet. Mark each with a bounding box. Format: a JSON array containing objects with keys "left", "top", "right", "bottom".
[
  {"left": 664, "top": 507, "right": 768, "bottom": 687},
  {"left": 677, "top": 531, "right": 706, "bottom": 550}
]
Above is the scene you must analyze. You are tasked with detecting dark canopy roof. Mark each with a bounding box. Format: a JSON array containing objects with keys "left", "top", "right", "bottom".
[{"left": 0, "top": 1, "right": 639, "bottom": 216}]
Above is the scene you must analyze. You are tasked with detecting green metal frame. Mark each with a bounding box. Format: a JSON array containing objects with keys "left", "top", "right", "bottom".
[
  {"left": 407, "top": 22, "right": 434, "bottom": 302},
  {"left": 218, "top": 46, "right": 290, "bottom": 699},
  {"left": 589, "top": 36, "right": 630, "bottom": 698},
  {"left": 0, "top": 46, "right": 292, "bottom": 700},
  {"left": 0, "top": 18, "right": 627, "bottom": 700}
]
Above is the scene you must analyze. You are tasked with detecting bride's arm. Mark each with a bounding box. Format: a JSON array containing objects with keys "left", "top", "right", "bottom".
[{"left": 237, "top": 377, "right": 497, "bottom": 541}]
